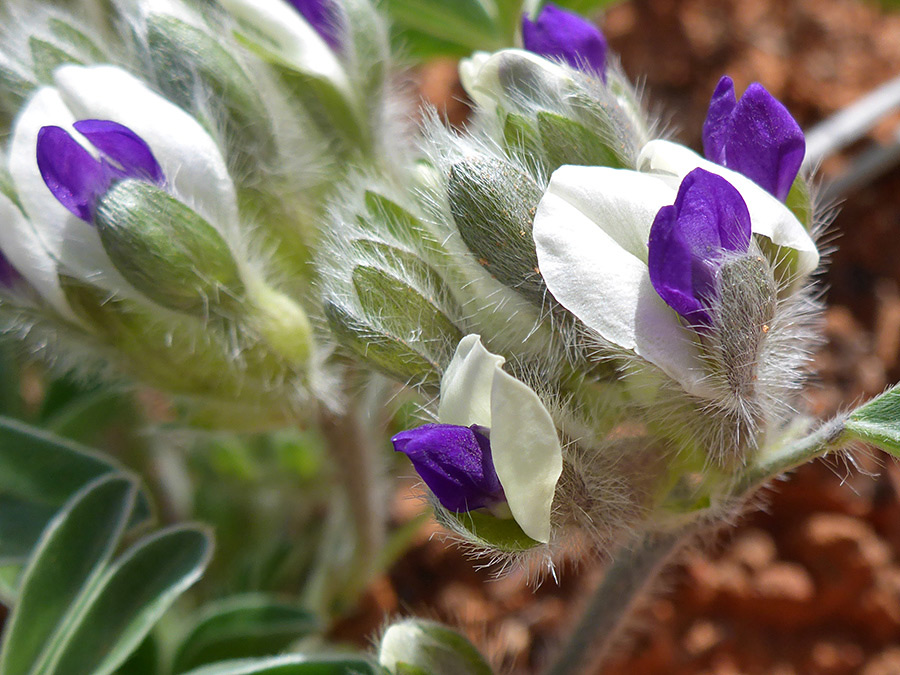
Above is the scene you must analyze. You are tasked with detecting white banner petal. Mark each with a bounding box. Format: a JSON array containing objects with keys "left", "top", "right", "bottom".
[
  {"left": 438, "top": 334, "right": 504, "bottom": 428},
  {"left": 0, "top": 192, "right": 76, "bottom": 321},
  {"left": 543, "top": 165, "right": 676, "bottom": 263},
  {"left": 638, "top": 139, "right": 820, "bottom": 277},
  {"left": 490, "top": 368, "right": 562, "bottom": 543},
  {"left": 217, "top": 0, "right": 350, "bottom": 94},
  {"left": 53, "top": 65, "right": 240, "bottom": 243},
  {"left": 534, "top": 166, "right": 712, "bottom": 398}
]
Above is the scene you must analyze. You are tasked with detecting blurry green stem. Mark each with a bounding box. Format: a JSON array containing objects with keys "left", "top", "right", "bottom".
[
  {"left": 544, "top": 525, "right": 700, "bottom": 675},
  {"left": 317, "top": 400, "right": 386, "bottom": 585}
]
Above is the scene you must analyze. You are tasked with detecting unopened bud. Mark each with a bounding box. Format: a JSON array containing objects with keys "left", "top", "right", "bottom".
[
  {"left": 94, "top": 180, "right": 244, "bottom": 315},
  {"left": 447, "top": 157, "right": 544, "bottom": 303},
  {"left": 379, "top": 619, "right": 493, "bottom": 675}
]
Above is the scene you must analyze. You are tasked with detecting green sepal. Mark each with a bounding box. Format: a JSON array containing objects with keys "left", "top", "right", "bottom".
[
  {"left": 95, "top": 180, "right": 244, "bottom": 316},
  {"left": 30, "top": 37, "right": 83, "bottom": 83},
  {"left": 324, "top": 302, "right": 442, "bottom": 388},
  {"left": 445, "top": 509, "right": 541, "bottom": 553},
  {"left": 47, "top": 18, "right": 105, "bottom": 62},
  {"left": 537, "top": 110, "right": 627, "bottom": 172}
]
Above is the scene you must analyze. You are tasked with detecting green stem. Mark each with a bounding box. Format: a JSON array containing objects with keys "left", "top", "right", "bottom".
[
  {"left": 543, "top": 525, "right": 701, "bottom": 675},
  {"left": 736, "top": 417, "right": 847, "bottom": 493}
]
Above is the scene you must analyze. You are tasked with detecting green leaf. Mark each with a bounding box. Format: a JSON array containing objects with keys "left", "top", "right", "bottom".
[
  {"left": 46, "top": 525, "right": 213, "bottom": 675},
  {"left": 0, "top": 475, "right": 138, "bottom": 675},
  {"left": 539, "top": 0, "right": 620, "bottom": 14},
  {"left": 180, "top": 655, "right": 382, "bottom": 675},
  {"left": 0, "top": 416, "right": 150, "bottom": 565},
  {"left": 172, "top": 595, "right": 318, "bottom": 673},
  {"left": 846, "top": 384, "right": 900, "bottom": 456},
  {"left": 383, "top": 0, "right": 501, "bottom": 53},
  {"left": 112, "top": 635, "right": 160, "bottom": 675}
]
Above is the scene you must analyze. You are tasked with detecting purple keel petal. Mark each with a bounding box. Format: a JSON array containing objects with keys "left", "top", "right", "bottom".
[
  {"left": 392, "top": 423, "right": 505, "bottom": 512},
  {"left": 286, "top": 0, "right": 342, "bottom": 51},
  {"left": 724, "top": 84, "right": 805, "bottom": 201},
  {"left": 702, "top": 75, "right": 736, "bottom": 165},
  {"left": 522, "top": 4, "right": 607, "bottom": 79},
  {"left": 648, "top": 168, "right": 752, "bottom": 327},
  {"left": 36, "top": 126, "right": 110, "bottom": 222},
  {"left": 702, "top": 76, "right": 805, "bottom": 201},
  {"left": 73, "top": 119, "right": 164, "bottom": 185}
]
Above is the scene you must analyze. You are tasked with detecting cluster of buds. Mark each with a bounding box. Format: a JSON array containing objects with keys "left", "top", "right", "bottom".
[
  {"left": 0, "top": 0, "right": 395, "bottom": 428},
  {"left": 324, "top": 4, "right": 824, "bottom": 562}
]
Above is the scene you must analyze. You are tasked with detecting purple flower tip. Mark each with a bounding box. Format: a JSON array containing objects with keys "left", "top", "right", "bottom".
[
  {"left": 702, "top": 75, "right": 805, "bottom": 201},
  {"left": 392, "top": 423, "right": 505, "bottom": 512},
  {"left": 286, "top": 0, "right": 342, "bottom": 51},
  {"left": 36, "top": 120, "right": 163, "bottom": 223},
  {"left": 648, "top": 168, "right": 752, "bottom": 327},
  {"left": 522, "top": 4, "right": 607, "bottom": 79}
]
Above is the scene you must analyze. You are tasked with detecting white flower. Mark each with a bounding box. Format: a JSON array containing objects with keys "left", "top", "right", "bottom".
[
  {"left": 6, "top": 64, "right": 239, "bottom": 312},
  {"left": 532, "top": 139, "right": 819, "bottom": 398},
  {"left": 439, "top": 335, "right": 562, "bottom": 543}
]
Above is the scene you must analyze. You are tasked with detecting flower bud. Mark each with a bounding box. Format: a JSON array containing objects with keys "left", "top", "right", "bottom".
[
  {"left": 378, "top": 619, "right": 492, "bottom": 675},
  {"left": 446, "top": 156, "right": 544, "bottom": 303},
  {"left": 94, "top": 179, "right": 245, "bottom": 315},
  {"left": 143, "top": 13, "right": 276, "bottom": 162},
  {"left": 522, "top": 4, "right": 607, "bottom": 80}
]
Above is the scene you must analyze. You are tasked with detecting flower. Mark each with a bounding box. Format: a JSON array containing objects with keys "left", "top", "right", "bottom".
[
  {"left": 392, "top": 335, "right": 562, "bottom": 543},
  {"left": 5, "top": 64, "right": 239, "bottom": 309},
  {"left": 285, "top": 0, "right": 341, "bottom": 50},
  {"left": 37, "top": 120, "right": 164, "bottom": 222},
  {"left": 648, "top": 168, "right": 751, "bottom": 327},
  {"left": 702, "top": 76, "right": 805, "bottom": 201},
  {"left": 532, "top": 140, "right": 818, "bottom": 398},
  {"left": 521, "top": 4, "right": 607, "bottom": 79},
  {"left": 392, "top": 424, "right": 504, "bottom": 512}
]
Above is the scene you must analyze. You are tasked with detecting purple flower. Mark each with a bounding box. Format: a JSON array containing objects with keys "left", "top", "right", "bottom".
[
  {"left": 286, "top": 0, "right": 341, "bottom": 51},
  {"left": 648, "top": 168, "right": 752, "bottom": 327},
  {"left": 36, "top": 120, "right": 164, "bottom": 223},
  {"left": 392, "top": 423, "right": 505, "bottom": 512},
  {"left": 702, "top": 76, "right": 805, "bottom": 202},
  {"left": 522, "top": 4, "right": 607, "bottom": 79}
]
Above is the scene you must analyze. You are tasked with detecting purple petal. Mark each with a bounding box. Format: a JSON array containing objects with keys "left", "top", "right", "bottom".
[
  {"left": 522, "top": 4, "right": 607, "bottom": 79},
  {"left": 392, "top": 423, "right": 505, "bottom": 512},
  {"left": 702, "top": 77, "right": 805, "bottom": 201},
  {"left": 286, "top": 0, "right": 342, "bottom": 51},
  {"left": 648, "top": 168, "right": 752, "bottom": 326},
  {"left": 36, "top": 126, "right": 110, "bottom": 222},
  {"left": 73, "top": 119, "right": 164, "bottom": 185},
  {"left": 0, "top": 250, "right": 23, "bottom": 290},
  {"left": 701, "top": 75, "right": 736, "bottom": 165}
]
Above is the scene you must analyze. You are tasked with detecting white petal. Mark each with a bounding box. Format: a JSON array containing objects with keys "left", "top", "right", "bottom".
[
  {"left": 9, "top": 87, "right": 130, "bottom": 296},
  {"left": 490, "top": 367, "right": 562, "bottom": 543},
  {"left": 533, "top": 170, "right": 711, "bottom": 397},
  {"left": 217, "top": 0, "right": 350, "bottom": 94},
  {"left": 460, "top": 48, "right": 572, "bottom": 114},
  {"left": 0, "top": 192, "right": 76, "bottom": 321},
  {"left": 438, "top": 334, "right": 504, "bottom": 427},
  {"left": 542, "top": 165, "right": 676, "bottom": 263},
  {"left": 638, "top": 139, "right": 820, "bottom": 277},
  {"left": 52, "top": 65, "right": 241, "bottom": 242}
]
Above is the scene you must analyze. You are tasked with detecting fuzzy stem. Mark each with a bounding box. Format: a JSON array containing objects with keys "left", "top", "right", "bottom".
[
  {"left": 736, "top": 417, "right": 847, "bottom": 493},
  {"left": 317, "top": 401, "right": 386, "bottom": 586},
  {"left": 543, "top": 525, "right": 700, "bottom": 675}
]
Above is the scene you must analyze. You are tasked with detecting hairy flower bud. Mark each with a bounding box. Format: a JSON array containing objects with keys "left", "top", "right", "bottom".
[
  {"left": 447, "top": 156, "right": 544, "bottom": 303},
  {"left": 379, "top": 619, "right": 493, "bottom": 675},
  {"left": 94, "top": 180, "right": 245, "bottom": 315}
]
